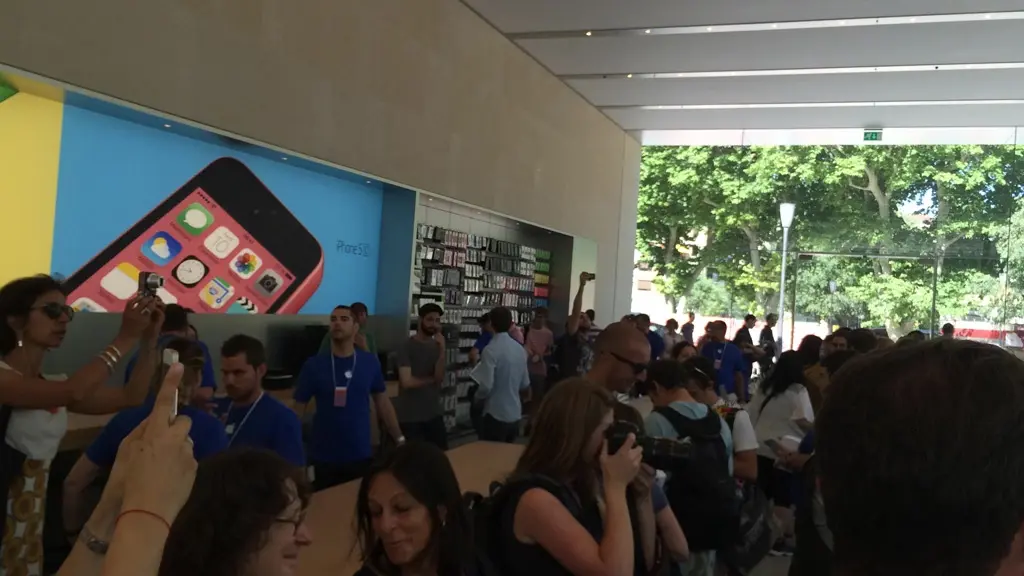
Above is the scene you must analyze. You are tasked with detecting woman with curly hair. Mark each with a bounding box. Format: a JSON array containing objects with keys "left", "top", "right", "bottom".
[{"left": 158, "top": 449, "right": 313, "bottom": 576}]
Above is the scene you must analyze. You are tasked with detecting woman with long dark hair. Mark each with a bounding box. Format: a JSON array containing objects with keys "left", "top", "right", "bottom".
[
  {"left": 748, "top": 350, "right": 813, "bottom": 557},
  {"left": 354, "top": 442, "right": 474, "bottom": 576},
  {"left": 0, "top": 274, "right": 158, "bottom": 573}
]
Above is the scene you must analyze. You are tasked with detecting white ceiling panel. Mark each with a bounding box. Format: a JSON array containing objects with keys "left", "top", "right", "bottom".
[
  {"left": 518, "top": 21, "right": 1024, "bottom": 75},
  {"left": 605, "top": 103, "right": 1024, "bottom": 130},
  {"left": 464, "top": 0, "right": 1024, "bottom": 33},
  {"left": 569, "top": 69, "right": 1024, "bottom": 107}
]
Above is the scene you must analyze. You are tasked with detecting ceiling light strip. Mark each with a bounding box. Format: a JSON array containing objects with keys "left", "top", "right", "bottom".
[
  {"left": 508, "top": 10, "right": 1024, "bottom": 40},
  {"left": 562, "top": 62, "right": 1024, "bottom": 81},
  {"left": 605, "top": 100, "right": 1024, "bottom": 111}
]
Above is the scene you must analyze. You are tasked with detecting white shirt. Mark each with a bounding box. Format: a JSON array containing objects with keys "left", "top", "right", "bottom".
[
  {"left": 713, "top": 398, "right": 759, "bottom": 453},
  {"left": 748, "top": 383, "right": 813, "bottom": 460},
  {"left": 1, "top": 361, "right": 69, "bottom": 461}
]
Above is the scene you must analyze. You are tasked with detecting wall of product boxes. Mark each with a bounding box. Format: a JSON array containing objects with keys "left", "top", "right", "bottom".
[{"left": 412, "top": 223, "right": 554, "bottom": 433}]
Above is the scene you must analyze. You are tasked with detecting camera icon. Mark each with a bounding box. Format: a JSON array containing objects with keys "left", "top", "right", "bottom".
[{"left": 255, "top": 270, "right": 283, "bottom": 297}]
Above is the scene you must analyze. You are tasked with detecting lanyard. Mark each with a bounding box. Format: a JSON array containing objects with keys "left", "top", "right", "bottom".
[
  {"left": 331, "top": 352, "right": 357, "bottom": 389},
  {"left": 226, "top": 391, "right": 264, "bottom": 447}
]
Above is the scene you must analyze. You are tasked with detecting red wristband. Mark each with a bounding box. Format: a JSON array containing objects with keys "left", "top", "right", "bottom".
[{"left": 115, "top": 509, "right": 171, "bottom": 532}]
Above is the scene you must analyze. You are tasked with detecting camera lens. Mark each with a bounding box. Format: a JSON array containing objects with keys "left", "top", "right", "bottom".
[{"left": 260, "top": 276, "right": 278, "bottom": 291}]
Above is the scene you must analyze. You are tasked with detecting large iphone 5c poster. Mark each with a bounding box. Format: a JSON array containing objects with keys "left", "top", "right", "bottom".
[{"left": 0, "top": 89, "right": 383, "bottom": 314}]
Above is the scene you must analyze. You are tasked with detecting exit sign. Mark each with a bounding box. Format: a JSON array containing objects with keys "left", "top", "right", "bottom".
[{"left": 864, "top": 129, "right": 883, "bottom": 142}]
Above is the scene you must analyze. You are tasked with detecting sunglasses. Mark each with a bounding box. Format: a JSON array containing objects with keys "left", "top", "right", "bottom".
[
  {"left": 33, "top": 303, "right": 75, "bottom": 322},
  {"left": 609, "top": 352, "right": 648, "bottom": 375}
]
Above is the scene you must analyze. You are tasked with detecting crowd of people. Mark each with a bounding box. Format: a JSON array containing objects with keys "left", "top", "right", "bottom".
[{"left": 4, "top": 270, "right": 1023, "bottom": 576}]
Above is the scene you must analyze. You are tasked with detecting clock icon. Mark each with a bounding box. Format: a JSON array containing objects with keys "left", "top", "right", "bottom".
[{"left": 172, "top": 256, "right": 209, "bottom": 288}]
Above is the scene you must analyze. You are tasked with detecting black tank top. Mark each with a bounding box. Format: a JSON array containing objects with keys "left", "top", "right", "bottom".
[{"left": 499, "top": 486, "right": 604, "bottom": 576}]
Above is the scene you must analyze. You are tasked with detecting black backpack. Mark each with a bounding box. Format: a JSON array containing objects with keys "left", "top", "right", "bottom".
[
  {"left": 653, "top": 406, "right": 740, "bottom": 552},
  {"left": 464, "top": 476, "right": 582, "bottom": 576}
]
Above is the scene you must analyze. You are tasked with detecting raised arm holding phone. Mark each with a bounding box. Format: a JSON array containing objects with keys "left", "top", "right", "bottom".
[{"left": 57, "top": 363, "right": 197, "bottom": 576}]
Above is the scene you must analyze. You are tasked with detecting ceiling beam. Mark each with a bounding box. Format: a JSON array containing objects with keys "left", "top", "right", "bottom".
[{"left": 464, "top": 0, "right": 1024, "bottom": 33}]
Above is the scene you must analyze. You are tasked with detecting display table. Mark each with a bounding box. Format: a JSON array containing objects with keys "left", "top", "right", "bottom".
[{"left": 299, "top": 441, "right": 524, "bottom": 576}]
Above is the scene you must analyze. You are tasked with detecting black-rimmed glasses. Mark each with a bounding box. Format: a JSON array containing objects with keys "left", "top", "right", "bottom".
[{"left": 609, "top": 352, "right": 648, "bottom": 375}]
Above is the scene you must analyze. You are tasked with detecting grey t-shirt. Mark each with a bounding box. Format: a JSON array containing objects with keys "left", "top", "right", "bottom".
[{"left": 395, "top": 337, "right": 443, "bottom": 423}]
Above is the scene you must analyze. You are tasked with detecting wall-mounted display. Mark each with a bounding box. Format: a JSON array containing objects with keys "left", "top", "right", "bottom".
[{"left": 1, "top": 89, "right": 383, "bottom": 313}]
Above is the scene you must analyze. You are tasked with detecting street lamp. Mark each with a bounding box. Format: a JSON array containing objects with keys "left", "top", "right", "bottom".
[{"left": 777, "top": 202, "right": 796, "bottom": 351}]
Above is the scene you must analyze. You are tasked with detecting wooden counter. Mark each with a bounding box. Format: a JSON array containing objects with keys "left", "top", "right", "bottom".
[{"left": 299, "top": 441, "right": 524, "bottom": 576}]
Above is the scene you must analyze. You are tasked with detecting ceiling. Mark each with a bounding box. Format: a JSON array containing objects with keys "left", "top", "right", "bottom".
[{"left": 463, "top": 0, "right": 1024, "bottom": 142}]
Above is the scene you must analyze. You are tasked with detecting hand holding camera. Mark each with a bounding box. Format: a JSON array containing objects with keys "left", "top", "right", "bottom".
[{"left": 600, "top": 433, "right": 642, "bottom": 490}]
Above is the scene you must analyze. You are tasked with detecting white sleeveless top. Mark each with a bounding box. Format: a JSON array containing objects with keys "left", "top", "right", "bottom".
[{"left": 1, "top": 361, "right": 69, "bottom": 461}]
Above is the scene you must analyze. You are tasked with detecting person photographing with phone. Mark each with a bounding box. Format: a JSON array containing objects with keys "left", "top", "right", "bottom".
[
  {"left": 63, "top": 338, "right": 229, "bottom": 539},
  {"left": 55, "top": 362, "right": 198, "bottom": 576},
  {"left": 555, "top": 272, "right": 597, "bottom": 380},
  {"left": 0, "top": 274, "right": 159, "bottom": 573}
]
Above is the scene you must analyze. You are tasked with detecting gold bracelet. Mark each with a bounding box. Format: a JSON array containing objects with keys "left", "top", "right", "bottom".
[
  {"left": 107, "top": 344, "right": 123, "bottom": 361},
  {"left": 100, "top": 350, "right": 118, "bottom": 367},
  {"left": 97, "top": 355, "right": 114, "bottom": 372}
]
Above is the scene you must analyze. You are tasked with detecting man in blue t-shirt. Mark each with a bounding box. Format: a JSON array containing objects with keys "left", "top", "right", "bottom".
[
  {"left": 123, "top": 304, "right": 216, "bottom": 406},
  {"left": 213, "top": 334, "right": 304, "bottom": 467},
  {"left": 700, "top": 320, "right": 747, "bottom": 402},
  {"left": 63, "top": 338, "right": 227, "bottom": 536},
  {"left": 636, "top": 313, "right": 666, "bottom": 361},
  {"left": 294, "top": 305, "right": 405, "bottom": 491}
]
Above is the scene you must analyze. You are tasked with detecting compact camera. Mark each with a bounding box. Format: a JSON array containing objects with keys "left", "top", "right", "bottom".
[{"left": 138, "top": 271, "right": 165, "bottom": 297}]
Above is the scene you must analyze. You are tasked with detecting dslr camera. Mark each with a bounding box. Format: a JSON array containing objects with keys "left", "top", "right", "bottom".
[
  {"left": 138, "top": 271, "right": 164, "bottom": 298},
  {"left": 606, "top": 420, "right": 691, "bottom": 471}
]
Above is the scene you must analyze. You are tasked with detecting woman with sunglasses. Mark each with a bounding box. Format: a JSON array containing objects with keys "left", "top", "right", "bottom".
[{"left": 0, "top": 274, "right": 158, "bottom": 574}]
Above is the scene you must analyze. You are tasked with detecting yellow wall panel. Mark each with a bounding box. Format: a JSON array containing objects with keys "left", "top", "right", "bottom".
[{"left": 0, "top": 92, "right": 63, "bottom": 287}]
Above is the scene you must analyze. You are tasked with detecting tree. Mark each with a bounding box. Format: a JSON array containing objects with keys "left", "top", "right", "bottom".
[{"left": 638, "top": 144, "right": 1024, "bottom": 337}]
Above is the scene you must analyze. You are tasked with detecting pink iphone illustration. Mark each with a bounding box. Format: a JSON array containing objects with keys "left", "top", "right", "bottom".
[{"left": 64, "top": 158, "right": 324, "bottom": 314}]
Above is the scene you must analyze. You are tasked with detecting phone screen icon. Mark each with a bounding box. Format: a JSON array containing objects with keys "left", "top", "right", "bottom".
[
  {"left": 141, "top": 231, "right": 182, "bottom": 266},
  {"left": 230, "top": 249, "right": 262, "bottom": 279},
  {"left": 101, "top": 263, "right": 140, "bottom": 300},
  {"left": 204, "top": 226, "right": 240, "bottom": 259},
  {"left": 255, "top": 270, "right": 283, "bottom": 297},
  {"left": 173, "top": 257, "right": 209, "bottom": 288},
  {"left": 201, "top": 277, "right": 235, "bottom": 309},
  {"left": 177, "top": 203, "right": 214, "bottom": 235}
]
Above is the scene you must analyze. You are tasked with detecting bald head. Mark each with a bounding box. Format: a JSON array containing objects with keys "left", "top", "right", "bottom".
[{"left": 590, "top": 321, "right": 651, "bottom": 394}]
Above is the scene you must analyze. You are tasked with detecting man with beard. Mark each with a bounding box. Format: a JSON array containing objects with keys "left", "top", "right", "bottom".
[
  {"left": 395, "top": 303, "right": 448, "bottom": 449},
  {"left": 295, "top": 305, "right": 404, "bottom": 490}
]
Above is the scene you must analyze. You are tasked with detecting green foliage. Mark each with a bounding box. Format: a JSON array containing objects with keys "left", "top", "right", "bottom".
[{"left": 638, "top": 144, "right": 1024, "bottom": 333}]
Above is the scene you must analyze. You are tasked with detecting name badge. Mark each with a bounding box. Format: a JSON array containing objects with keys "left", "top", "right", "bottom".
[
  {"left": 334, "top": 387, "right": 348, "bottom": 407},
  {"left": 225, "top": 423, "right": 236, "bottom": 435}
]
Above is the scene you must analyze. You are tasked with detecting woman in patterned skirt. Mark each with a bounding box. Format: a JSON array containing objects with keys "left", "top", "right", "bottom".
[{"left": 0, "top": 275, "right": 158, "bottom": 575}]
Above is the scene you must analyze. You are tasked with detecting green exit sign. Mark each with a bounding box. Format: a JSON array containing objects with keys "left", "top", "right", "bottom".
[{"left": 864, "top": 129, "right": 883, "bottom": 142}]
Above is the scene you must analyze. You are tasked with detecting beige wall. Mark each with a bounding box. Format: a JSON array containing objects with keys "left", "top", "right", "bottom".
[{"left": 0, "top": 0, "right": 639, "bottom": 317}]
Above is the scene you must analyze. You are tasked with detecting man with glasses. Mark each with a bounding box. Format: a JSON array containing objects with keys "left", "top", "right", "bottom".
[{"left": 586, "top": 321, "right": 651, "bottom": 400}]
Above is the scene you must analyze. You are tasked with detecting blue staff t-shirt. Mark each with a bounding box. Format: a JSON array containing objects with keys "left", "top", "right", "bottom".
[
  {"left": 123, "top": 335, "right": 217, "bottom": 391},
  {"left": 473, "top": 331, "right": 493, "bottom": 352},
  {"left": 294, "top": 350, "right": 385, "bottom": 465},
  {"left": 85, "top": 402, "right": 227, "bottom": 467},
  {"left": 646, "top": 330, "right": 666, "bottom": 361},
  {"left": 700, "top": 341, "right": 746, "bottom": 395},
  {"left": 212, "top": 394, "right": 305, "bottom": 467}
]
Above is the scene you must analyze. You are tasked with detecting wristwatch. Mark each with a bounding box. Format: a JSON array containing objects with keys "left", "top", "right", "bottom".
[{"left": 79, "top": 525, "right": 110, "bottom": 555}]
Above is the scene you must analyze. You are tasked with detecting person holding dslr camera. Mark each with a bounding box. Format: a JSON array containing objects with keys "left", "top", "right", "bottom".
[{"left": 642, "top": 360, "right": 737, "bottom": 576}]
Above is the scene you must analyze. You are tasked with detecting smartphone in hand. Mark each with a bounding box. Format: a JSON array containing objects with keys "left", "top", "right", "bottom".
[{"left": 162, "top": 348, "right": 179, "bottom": 422}]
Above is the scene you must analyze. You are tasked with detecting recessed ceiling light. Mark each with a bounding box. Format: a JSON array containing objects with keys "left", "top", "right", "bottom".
[
  {"left": 986, "top": 14, "right": 993, "bottom": 18},
  {"left": 163, "top": 124, "right": 171, "bottom": 128},
  {"left": 840, "top": 21, "right": 847, "bottom": 25},
  {"left": 771, "top": 23, "right": 778, "bottom": 28},
  {"left": 585, "top": 31, "right": 592, "bottom": 36},
  {"left": 645, "top": 29, "right": 651, "bottom": 34},
  {"left": 706, "top": 26, "right": 714, "bottom": 31},
  {"left": 910, "top": 17, "right": 917, "bottom": 22},
  {"left": 627, "top": 73, "right": 633, "bottom": 78}
]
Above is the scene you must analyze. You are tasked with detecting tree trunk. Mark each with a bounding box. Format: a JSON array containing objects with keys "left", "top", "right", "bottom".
[{"left": 740, "top": 224, "right": 767, "bottom": 308}]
